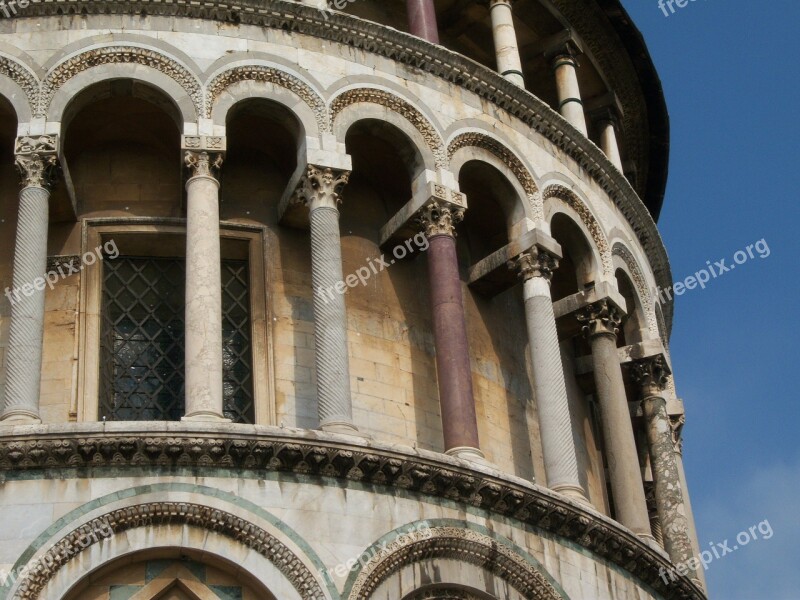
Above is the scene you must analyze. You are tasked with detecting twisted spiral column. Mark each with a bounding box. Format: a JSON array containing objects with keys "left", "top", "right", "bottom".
[
  {"left": 511, "top": 248, "right": 587, "bottom": 503},
  {"left": 577, "top": 300, "right": 654, "bottom": 543},
  {"left": 183, "top": 151, "right": 227, "bottom": 422},
  {"left": 2, "top": 185, "right": 50, "bottom": 422},
  {"left": 297, "top": 165, "right": 357, "bottom": 434}
]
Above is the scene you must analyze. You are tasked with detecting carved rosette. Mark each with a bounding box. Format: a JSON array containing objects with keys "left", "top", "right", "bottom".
[
  {"left": 576, "top": 299, "right": 622, "bottom": 338},
  {"left": 509, "top": 247, "right": 559, "bottom": 281},
  {"left": 629, "top": 356, "right": 671, "bottom": 398},
  {"left": 14, "top": 135, "right": 59, "bottom": 189},
  {"left": 292, "top": 164, "right": 351, "bottom": 211},
  {"left": 416, "top": 201, "right": 465, "bottom": 238},
  {"left": 184, "top": 151, "right": 223, "bottom": 180}
]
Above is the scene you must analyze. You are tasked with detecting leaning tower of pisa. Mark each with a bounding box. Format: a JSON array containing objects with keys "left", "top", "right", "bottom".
[{"left": 0, "top": 1, "right": 706, "bottom": 598}]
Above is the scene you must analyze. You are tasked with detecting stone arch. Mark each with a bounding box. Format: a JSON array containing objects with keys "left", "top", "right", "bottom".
[
  {"left": 0, "top": 53, "right": 38, "bottom": 122},
  {"left": 330, "top": 86, "right": 446, "bottom": 170},
  {"left": 612, "top": 241, "right": 659, "bottom": 338},
  {"left": 403, "top": 587, "right": 499, "bottom": 600},
  {"left": 344, "top": 523, "right": 566, "bottom": 600},
  {"left": 206, "top": 60, "right": 329, "bottom": 136},
  {"left": 8, "top": 500, "right": 331, "bottom": 600},
  {"left": 543, "top": 183, "right": 612, "bottom": 276},
  {"left": 41, "top": 45, "right": 202, "bottom": 121},
  {"left": 447, "top": 130, "right": 541, "bottom": 223}
]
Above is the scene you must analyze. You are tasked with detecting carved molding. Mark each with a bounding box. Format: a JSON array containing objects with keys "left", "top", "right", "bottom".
[
  {"left": 330, "top": 88, "right": 447, "bottom": 169},
  {"left": 39, "top": 46, "right": 202, "bottom": 117},
  {"left": 0, "top": 427, "right": 704, "bottom": 600},
  {"left": 613, "top": 243, "right": 659, "bottom": 337},
  {"left": 544, "top": 184, "right": 612, "bottom": 275},
  {"left": 10, "top": 502, "right": 324, "bottom": 600},
  {"left": 206, "top": 65, "right": 330, "bottom": 132},
  {"left": 447, "top": 132, "right": 542, "bottom": 222},
  {"left": 349, "top": 526, "right": 562, "bottom": 600},
  {"left": 0, "top": 56, "right": 38, "bottom": 109}
]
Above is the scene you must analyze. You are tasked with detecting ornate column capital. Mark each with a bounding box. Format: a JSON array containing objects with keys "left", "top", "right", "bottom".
[
  {"left": 293, "top": 164, "right": 351, "bottom": 211},
  {"left": 509, "top": 246, "right": 560, "bottom": 282},
  {"left": 416, "top": 200, "right": 465, "bottom": 238},
  {"left": 670, "top": 414, "right": 686, "bottom": 455},
  {"left": 630, "top": 355, "right": 671, "bottom": 398},
  {"left": 184, "top": 150, "right": 223, "bottom": 180},
  {"left": 576, "top": 298, "right": 622, "bottom": 339},
  {"left": 14, "top": 135, "right": 59, "bottom": 190}
]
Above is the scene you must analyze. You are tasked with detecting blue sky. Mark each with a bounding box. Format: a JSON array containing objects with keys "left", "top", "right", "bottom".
[{"left": 619, "top": 1, "right": 800, "bottom": 597}]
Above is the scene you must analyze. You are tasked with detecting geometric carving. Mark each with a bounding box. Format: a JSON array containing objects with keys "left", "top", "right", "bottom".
[
  {"left": 39, "top": 46, "right": 202, "bottom": 117},
  {"left": 206, "top": 65, "right": 330, "bottom": 133},
  {"left": 348, "top": 526, "right": 562, "bottom": 600},
  {"left": 10, "top": 502, "right": 324, "bottom": 600},
  {"left": 0, "top": 56, "right": 38, "bottom": 113},
  {"left": 544, "top": 184, "right": 613, "bottom": 275},
  {"left": 330, "top": 88, "right": 447, "bottom": 168},
  {"left": 447, "top": 132, "right": 542, "bottom": 221}
]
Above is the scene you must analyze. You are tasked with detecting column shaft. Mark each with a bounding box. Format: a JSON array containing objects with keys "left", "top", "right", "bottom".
[
  {"left": 310, "top": 204, "right": 356, "bottom": 432},
  {"left": 599, "top": 119, "right": 624, "bottom": 171},
  {"left": 183, "top": 152, "right": 226, "bottom": 421},
  {"left": 642, "top": 395, "right": 695, "bottom": 571},
  {"left": 427, "top": 232, "right": 481, "bottom": 457},
  {"left": 553, "top": 54, "right": 588, "bottom": 136},
  {"left": 490, "top": 0, "right": 525, "bottom": 87},
  {"left": 2, "top": 185, "right": 50, "bottom": 422},
  {"left": 515, "top": 251, "right": 586, "bottom": 502},
  {"left": 406, "top": 0, "right": 440, "bottom": 43}
]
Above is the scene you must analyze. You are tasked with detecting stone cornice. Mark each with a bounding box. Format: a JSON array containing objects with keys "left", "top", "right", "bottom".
[
  {"left": 12, "top": 0, "right": 673, "bottom": 332},
  {"left": 0, "top": 423, "right": 703, "bottom": 599}
]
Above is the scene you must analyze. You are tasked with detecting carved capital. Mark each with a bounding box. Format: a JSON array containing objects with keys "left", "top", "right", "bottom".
[
  {"left": 184, "top": 150, "right": 223, "bottom": 179},
  {"left": 576, "top": 299, "right": 622, "bottom": 338},
  {"left": 509, "top": 246, "right": 560, "bottom": 281},
  {"left": 629, "top": 356, "right": 671, "bottom": 397},
  {"left": 670, "top": 414, "right": 686, "bottom": 455},
  {"left": 292, "top": 164, "right": 350, "bottom": 211},
  {"left": 14, "top": 135, "right": 59, "bottom": 189},
  {"left": 416, "top": 201, "right": 465, "bottom": 238}
]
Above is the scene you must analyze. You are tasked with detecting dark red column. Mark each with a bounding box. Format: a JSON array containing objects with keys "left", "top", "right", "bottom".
[
  {"left": 421, "top": 203, "right": 481, "bottom": 458},
  {"left": 406, "top": 0, "right": 440, "bottom": 44}
]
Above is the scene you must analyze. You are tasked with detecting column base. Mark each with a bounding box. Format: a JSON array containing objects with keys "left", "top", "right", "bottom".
[
  {"left": 0, "top": 409, "right": 41, "bottom": 424},
  {"left": 320, "top": 421, "right": 362, "bottom": 436},
  {"left": 181, "top": 412, "right": 231, "bottom": 423},
  {"left": 552, "top": 483, "right": 592, "bottom": 506},
  {"left": 637, "top": 532, "right": 663, "bottom": 552},
  {"left": 445, "top": 446, "right": 487, "bottom": 464}
]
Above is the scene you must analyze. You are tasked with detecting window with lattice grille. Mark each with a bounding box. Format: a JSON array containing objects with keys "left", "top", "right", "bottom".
[{"left": 99, "top": 256, "right": 254, "bottom": 423}]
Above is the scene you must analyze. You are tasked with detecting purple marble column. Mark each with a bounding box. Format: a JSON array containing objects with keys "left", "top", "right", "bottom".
[{"left": 406, "top": 0, "right": 440, "bottom": 44}]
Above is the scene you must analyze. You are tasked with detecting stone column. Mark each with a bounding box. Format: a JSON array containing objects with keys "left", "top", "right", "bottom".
[
  {"left": 295, "top": 165, "right": 358, "bottom": 434},
  {"left": 631, "top": 356, "right": 695, "bottom": 573},
  {"left": 1, "top": 137, "right": 59, "bottom": 423},
  {"left": 406, "top": 0, "right": 440, "bottom": 44},
  {"left": 577, "top": 300, "right": 653, "bottom": 541},
  {"left": 594, "top": 109, "right": 624, "bottom": 172},
  {"left": 673, "top": 423, "right": 707, "bottom": 590},
  {"left": 552, "top": 49, "right": 588, "bottom": 136},
  {"left": 510, "top": 248, "right": 587, "bottom": 503},
  {"left": 301, "top": 0, "right": 328, "bottom": 8},
  {"left": 417, "top": 201, "right": 482, "bottom": 461},
  {"left": 489, "top": 0, "right": 525, "bottom": 88},
  {"left": 183, "top": 150, "right": 227, "bottom": 422}
]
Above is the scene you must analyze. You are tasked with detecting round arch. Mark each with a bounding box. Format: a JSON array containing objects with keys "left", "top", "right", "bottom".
[{"left": 612, "top": 241, "right": 659, "bottom": 339}]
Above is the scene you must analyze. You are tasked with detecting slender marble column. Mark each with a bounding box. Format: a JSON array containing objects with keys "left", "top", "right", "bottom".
[
  {"left": 183, "top": 151, "right": 227, "bottom": 422},
  {"left": 577, "top": 300, "right": 653, "bottom": 541},
  {"left": 490, "top": 0, "right": 525, "bottom": 87},
  {"left": 406, "top": 0, "right": 440, "bottom": 44},
  {"left": 296, "top": 165, "right": 358, "bottom": 434},
  {"left": 552, "top": 51, "right": 588, "bottom": 136},
  {"left": 510, "top": 248, "right": 587, "bottom": 502},
  {"left": 417, "top": 201, "right": 482, "bottom": 460},
  {"left": 598, "top": 115, "right": 624, "bottom": 172},
  {"left": 632, "top": 356, "right": 696, "bottom": 576},
  {"left": 1, "top": 141, "right": 58, "bottom": 423},
  {"left": 673, "top": 425, "right": 707, "bottom": 590}
]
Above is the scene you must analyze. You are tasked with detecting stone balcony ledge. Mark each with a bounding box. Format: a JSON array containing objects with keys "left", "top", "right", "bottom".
[{"left": 0, "top": 421, "right": 702, "bottom": 599}]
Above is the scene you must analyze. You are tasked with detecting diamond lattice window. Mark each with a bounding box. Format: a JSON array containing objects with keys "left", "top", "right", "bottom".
[{"left": 99, "top": 256, "right": 254, "bottom": 423}]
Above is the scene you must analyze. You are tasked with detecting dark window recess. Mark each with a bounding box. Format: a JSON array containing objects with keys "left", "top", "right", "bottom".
[{"left": 99, "top": 256, "right": 254, "bottom": 423}]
